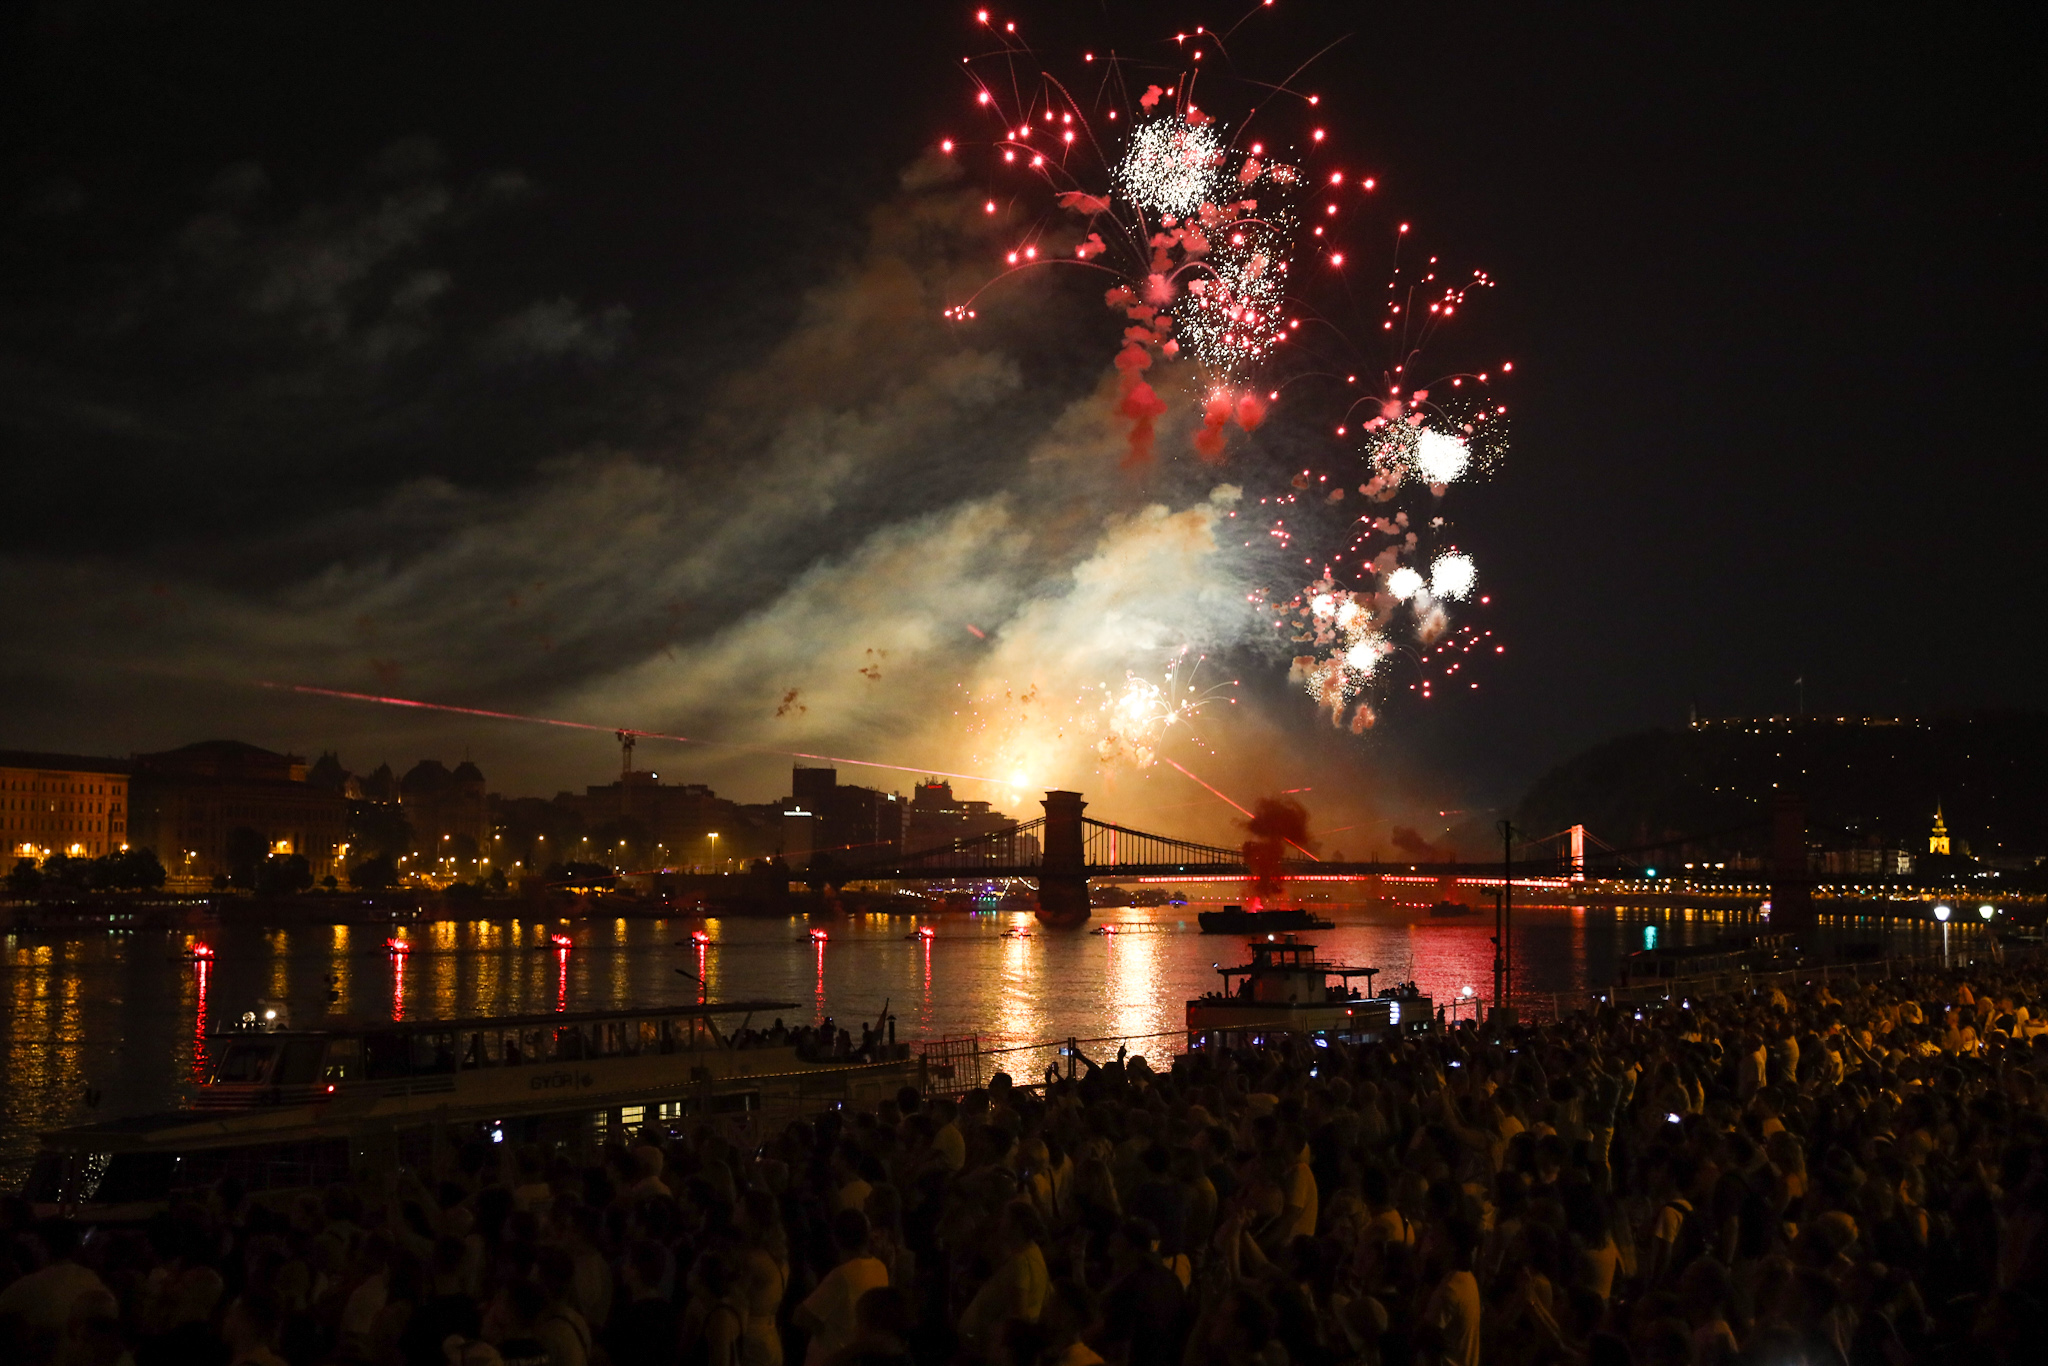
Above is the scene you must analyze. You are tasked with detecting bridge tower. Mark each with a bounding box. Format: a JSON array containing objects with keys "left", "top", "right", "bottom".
[
  {"left": 1569, "top": 824, "right": 1586, "bottom": 882},
  {"left": 1036, "top": 790, "right": 1091, "bottom": 928}
]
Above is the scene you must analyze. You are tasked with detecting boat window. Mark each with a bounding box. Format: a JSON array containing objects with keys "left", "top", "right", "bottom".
[
  {"left": 554, "top": 1023, "right": 592, "bottom": 1059},
  {"left": 462, "top": 1030, "right": 503, "bottom": 1067},
  {"left": 213, "top": 1043, "right": 276, "bottom": 1085},
  {"left": 514, "top": 1028, "right": 550, "bottom": 1065},
  {"left": 606, "top": 1021, "right": 637, "bottom": 1056},
  {"left": 277, "top": 1040, "right": 324, "bottom": 1086},
  {"left": 323, "top": 1037, "right": 360, "bottom": 1082},
  {"left": 365, "top": 1032, "right": 411, "bottom": 1080},
  {"left": 638, "top": 1020, "right": 661, "bottom": 1054},
  {"left": 410, "top": 1031, "right": 457, "bottom": 1075}
]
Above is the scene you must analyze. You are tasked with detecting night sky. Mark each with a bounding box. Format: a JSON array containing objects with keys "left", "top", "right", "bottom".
[{"left": 3, "top": 2, "right": 2042, "bottom": 848}]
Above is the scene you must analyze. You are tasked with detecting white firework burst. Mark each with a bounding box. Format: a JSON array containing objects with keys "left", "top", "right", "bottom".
[{"left": 1113, "top": 116, "right": 1227, "bottom": 215}]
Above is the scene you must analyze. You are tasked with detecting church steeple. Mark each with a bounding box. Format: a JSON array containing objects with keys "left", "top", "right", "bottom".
[{"left": 1928, "top": 804, "right": 1951, "bottom": 856}]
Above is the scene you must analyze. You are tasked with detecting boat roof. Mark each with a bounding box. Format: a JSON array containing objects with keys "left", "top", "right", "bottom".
[
  {"left": 1216, "top": 947, "right": 1377, "bottom": 978},
  {"left": 215, "top": 1000, "right": 800, "bottom": 1037}
]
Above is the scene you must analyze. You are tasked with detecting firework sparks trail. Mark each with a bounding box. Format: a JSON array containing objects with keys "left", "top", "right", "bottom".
[
  {"left": 1094, "top": 647, "right": 1234, "bottom": 769},
  {"left": 949, "top": 647, "right": 1238, "bottom": 792},
  {"left": 937, "top": 8, "right": 1521, "bottom": 735},
  {"left": 941, "top": 6, "right": 1341, "bottom": 465},
  {"left": 1242, "top": 231, "right": 1516, "bottom": 727},
  {"left": 260, "top": 682, "right": 1016, "bottom": 788}
]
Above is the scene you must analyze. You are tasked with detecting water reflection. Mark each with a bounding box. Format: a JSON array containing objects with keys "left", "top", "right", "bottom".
[{"left": 0, "top": 900, "right": 1995, "bottom": 1185}]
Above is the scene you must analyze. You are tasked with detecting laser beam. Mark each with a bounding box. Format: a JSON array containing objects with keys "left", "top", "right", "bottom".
[{"left": 260, "top": 682, "right": 1017, "bottom": 789}]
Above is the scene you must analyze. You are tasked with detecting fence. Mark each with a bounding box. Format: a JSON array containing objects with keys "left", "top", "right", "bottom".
[
  {"left": 915, "top": 1036, "right": 983, "bottom": 1095},
  {"left": 916, "top": 1028, "right": 1195, "bottom": 1096}
]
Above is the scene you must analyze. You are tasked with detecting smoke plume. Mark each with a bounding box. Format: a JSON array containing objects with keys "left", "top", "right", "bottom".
[{"left": 1241, "top": 795, "right": 1316, "bottom": 899}]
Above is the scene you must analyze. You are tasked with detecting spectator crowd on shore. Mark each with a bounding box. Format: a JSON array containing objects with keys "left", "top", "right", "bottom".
[{"left": 5, "top": 959, "right": 2048, "bottom": 1366}]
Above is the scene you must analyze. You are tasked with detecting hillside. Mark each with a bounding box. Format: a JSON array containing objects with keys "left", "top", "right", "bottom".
[{"left": 1515, "top": 711, "right": 2048, "bottom": 864}]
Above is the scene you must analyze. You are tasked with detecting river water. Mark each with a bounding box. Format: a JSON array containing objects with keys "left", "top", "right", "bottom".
[{"left": 0, "top": 898, "right": 1973, "bottom": 1185}]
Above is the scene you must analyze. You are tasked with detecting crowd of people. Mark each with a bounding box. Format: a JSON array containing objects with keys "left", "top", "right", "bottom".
[{"left": 4, "top": 958, "right": 2048, "bottom": 1366}]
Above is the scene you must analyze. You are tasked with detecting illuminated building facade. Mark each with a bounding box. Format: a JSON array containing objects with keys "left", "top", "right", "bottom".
[{"left": 0, "top": 750, "right": 131, "bottom": 861}]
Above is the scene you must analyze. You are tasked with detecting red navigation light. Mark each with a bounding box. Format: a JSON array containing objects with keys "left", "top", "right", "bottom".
[
  {"left": 809, "top": 928, "right": 830, "bottom": 943},
  {"left": 190, "top": 943, "right": 215, "bottom": 960},
  {"left": 385, "top": 938, "right": 411, "bottom": 955},
  {"left": 549, "top": 933, "right": 573, "bottom": 948},
  {"left": 915, "top": 926, "right": 936, "bottom": 940},
  {"left": 691, "top": 930, "right": 711, "bottom": 945}
]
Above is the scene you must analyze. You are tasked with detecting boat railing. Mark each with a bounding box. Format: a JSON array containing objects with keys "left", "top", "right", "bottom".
[{"left": 926, "top": 1006, "right": 1412, "bottom": 1097}]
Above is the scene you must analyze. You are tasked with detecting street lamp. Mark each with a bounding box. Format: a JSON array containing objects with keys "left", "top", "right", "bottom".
[
  {"left": 1933, "top": 903, "right": 1951, "bottom": 922},
  {"left": 1979, "top": 904, "right": 1995, "bottom": 921}
]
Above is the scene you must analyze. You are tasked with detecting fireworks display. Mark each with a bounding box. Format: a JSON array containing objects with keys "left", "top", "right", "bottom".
[
  {"left": 948, "top": 646, "right": 1237, "bottom": 797},
  {"left": 1095, "top": 648, "right": 1235, "bottom": 770},
  {"left": 941, "top": 5, "right": 1517, "bottom": 746},
  {"left": 943, "top": 7, "right": 1337, "bottom": 466}
]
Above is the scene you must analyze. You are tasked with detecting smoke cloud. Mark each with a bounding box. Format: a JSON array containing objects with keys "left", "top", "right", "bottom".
[
  {"left": 1241, "top": 795, "right": 1316, "bottom": 898},
  {"left": 0, "top": 146, "right": 1433, "bottom": 847}
]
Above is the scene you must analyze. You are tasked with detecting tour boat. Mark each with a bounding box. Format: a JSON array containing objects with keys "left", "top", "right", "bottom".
[
  {"left": 25, "top": 999, "right": 921, "bottom": 1220},
  {"left": 1186, "top": 934, "right": 1432, "bottom": 1047},
  {"left": 1196, "top": 905, "right": 1335, "bottom": 934}
]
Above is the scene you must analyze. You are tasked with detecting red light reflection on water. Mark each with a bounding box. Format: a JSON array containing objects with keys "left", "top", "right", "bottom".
[
  {"left": 556, "top": 945, "right": 570, "bottom": 1012},
  {"left": 695, "top": 943, "right": 708, "bottom": 1005},
  {"left": 191, "top": 959, "right": 212, "bottom": 1085},
  {"left": 391, "top": 952, "right": 406, "bottom": 1021},
  {"left": 814, "top": 938, "right": 827, "bottom": 1023}
]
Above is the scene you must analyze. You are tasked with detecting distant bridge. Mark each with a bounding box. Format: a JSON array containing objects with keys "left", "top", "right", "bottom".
[
  {"left": 840, "top": 792, "right": 1569, "bottom": 926},
  {"left": 842, "top": 816, "right": 1567, "bottom": 882},
  {"left": 835, "top": 790, "right": 1841, "bottom": 929}
]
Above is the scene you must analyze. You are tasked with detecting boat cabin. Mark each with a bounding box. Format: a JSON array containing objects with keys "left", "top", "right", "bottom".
[
  {"left": 198, "top": 1003, "right": 748, "bottom": 1110},
  {"left": 1217, "top": 936, "right": 1376, "bottom": 1005},
  {"left": 1187, "top": 935, "right": 1421, "bottom": 1046}
]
